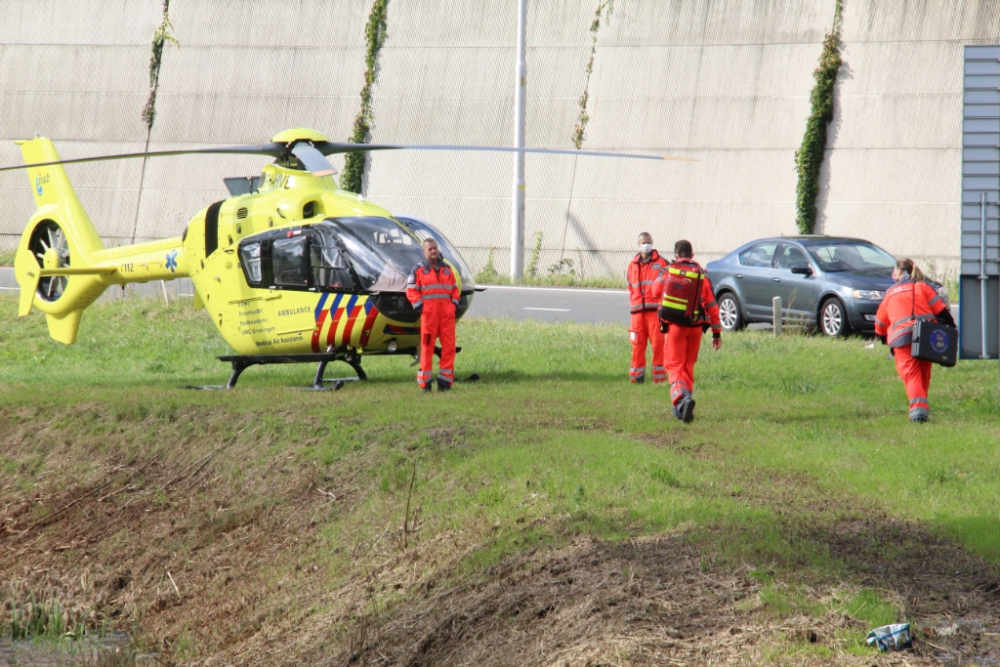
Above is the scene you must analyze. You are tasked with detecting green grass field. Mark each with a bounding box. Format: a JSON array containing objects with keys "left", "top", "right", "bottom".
[{"left": 1, "top": 293, "right": 999, "bottom": 665}]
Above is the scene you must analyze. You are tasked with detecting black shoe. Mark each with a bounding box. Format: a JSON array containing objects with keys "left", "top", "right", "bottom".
[
  {"left": 911, "top": 416, "right": 928, "bottom": 423},
  {"left": 437, "top": 379, "right": 452, "bottom": 392},
  {"left": 422, "top": 385, "right": 432, "bottom": 393},
  {"left": 671, "top": 404, "right": 681, "bottom": 420},
  {"left": 680, "top": 397, "right": 696, "bottom": 424}
]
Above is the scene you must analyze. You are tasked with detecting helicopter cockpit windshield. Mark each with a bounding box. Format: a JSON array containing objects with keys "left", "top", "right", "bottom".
[
  {"left": 395, "top": 216, "right": 475, "bottom": 292},
  {"left": 237, "top": 216, "right": 473, "bottom": 297},
  {"left": 315, "top": 217, "right": 426, "bottom": 293}
]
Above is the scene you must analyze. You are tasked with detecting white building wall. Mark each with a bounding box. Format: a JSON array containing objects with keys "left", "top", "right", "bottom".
[
  {"left": 0, "top": 0, "right": 160, "bottom": 245},
  {"left": 0, "top": 0, "right": 997, "bottom": 280},
  {"left": 818, "top": 0, "right": 1000, "bottom": 279}
]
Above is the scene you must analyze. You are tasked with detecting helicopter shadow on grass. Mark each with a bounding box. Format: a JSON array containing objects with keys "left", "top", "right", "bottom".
[
  {"left": 344, "top": 368, "right": 625, "bottom": 387},
  {"left": 192, "top": 367, "right": 627, "bottom": 389},
  {"left": 457, "top": 369, "right": 623, "bottom": 385}
]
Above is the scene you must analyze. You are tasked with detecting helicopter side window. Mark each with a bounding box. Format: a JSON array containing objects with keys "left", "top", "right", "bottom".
[
  {"left": 272, "top": 236, "right": 309, "bottom": 287},
  {"left": 240, "top": 242, "right": 263, "bottom": 285},
  {"left": 309, "top": 243, "right": 355, "bottom": 291}
]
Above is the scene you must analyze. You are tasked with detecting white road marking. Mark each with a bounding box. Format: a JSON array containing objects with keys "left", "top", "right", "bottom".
[
  {"left": 0, "top": 287, "right": 18, "bottom": 291},
  {"left": 523, "top": 307, "right": 570, "bottom": 312},
  {"left": 481, "top": 284, "right": 627, "bottom": 295}
]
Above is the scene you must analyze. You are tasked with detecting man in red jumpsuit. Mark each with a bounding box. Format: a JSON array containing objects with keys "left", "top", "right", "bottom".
[
  {"left": 406, "top": 238, "right": 460, "bottom": 392},
  {"left": 658, "top": 240, "right": 722, "bottom": 423},
  {"left": 627, "top": 232, "right": 668, "bottom": 383},
  {"left": 874, "top": 258, "right": 955, "bottom": 422}
]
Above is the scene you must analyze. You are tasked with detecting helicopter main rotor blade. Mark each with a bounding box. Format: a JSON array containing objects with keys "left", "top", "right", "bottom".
[
  {"left": 0, "top": 143, "right": 288, "bottom": 173},
  {"left": 314, "top": 142, "right": 697, "bottom": 162},
  {"left": 290, "top": 143, "right": 337, "bottom": 177},
  {"left": 1, "top": 140, "right": 695, "bottom": 173}
]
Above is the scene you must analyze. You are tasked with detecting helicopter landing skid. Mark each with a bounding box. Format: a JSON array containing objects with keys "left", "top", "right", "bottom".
[{"left": 182, "top": 351, "right": 366, "bottom": 390}]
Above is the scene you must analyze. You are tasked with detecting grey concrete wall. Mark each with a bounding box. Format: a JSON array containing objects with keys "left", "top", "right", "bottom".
[{"left": 1, "top": 0, "right": 998, "bottom": 281}]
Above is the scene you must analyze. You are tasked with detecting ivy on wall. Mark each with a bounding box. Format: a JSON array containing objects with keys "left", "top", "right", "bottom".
[
  {"left": 572, "top": 0, "right": 613, "bottom": 149},
  {"left": 141, "top": 0, "right": 178, "bottom": 130},
  {"left": 340, "top": 0, "right": 389, "bottom": 194},
  {"left": 132, "top": 0, "right": 178, "bottom": 244},
  {"left": 794, "top": 0, "right": 842, "bottom": 234}
]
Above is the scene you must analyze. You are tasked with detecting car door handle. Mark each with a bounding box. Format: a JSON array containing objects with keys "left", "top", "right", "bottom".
[
  {"left": 772, "top": 277, "right": 781, "bottom": 282},
  {"left": 735, "top": 274, "right": 743, "bottom": 279}
]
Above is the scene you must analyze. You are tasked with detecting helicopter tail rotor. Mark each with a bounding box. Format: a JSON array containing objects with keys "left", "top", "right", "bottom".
[{"left": 27, "top": 220, "right": 72, "bottom": 303}]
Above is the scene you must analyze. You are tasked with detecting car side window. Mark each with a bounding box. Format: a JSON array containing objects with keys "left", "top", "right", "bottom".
[
  {"left": 777, "top": 244, "right": 809, "bottom": 270},
  {"left": 737, "top": 242, "right": 778, "bottom": 268}
]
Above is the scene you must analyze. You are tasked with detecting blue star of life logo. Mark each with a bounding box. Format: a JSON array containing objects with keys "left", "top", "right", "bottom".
[{"left": 165, "top": 250, "right": 178, "bottom": 273}]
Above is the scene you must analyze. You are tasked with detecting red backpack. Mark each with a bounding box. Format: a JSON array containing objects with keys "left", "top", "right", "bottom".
[{"left": 658, "top": 261, "right": 705, "bottom": 326}]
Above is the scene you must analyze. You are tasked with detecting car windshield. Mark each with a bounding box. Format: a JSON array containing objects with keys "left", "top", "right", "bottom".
[
  {"left": 806, "top": 242, "right": 895, "bottom": 273},
  {"left": 318, "top": 217, "right": 426, "bottom": 292}
]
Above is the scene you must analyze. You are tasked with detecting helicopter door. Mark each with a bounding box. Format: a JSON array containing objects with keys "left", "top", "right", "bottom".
[{"left": 272, "top": 235, "right": 309, "bottom": 287}]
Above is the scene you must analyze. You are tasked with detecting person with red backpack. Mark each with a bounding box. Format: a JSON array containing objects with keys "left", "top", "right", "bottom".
[
  {"left": 658, "top": 240, "right": 722, "bottom": 423},
  {"left": 627, "top": 232, "right": 668, "bottom": 383}
]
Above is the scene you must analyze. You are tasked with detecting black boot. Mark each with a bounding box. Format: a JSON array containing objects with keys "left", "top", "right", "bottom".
[
  {"left": 680, "top": 396, "right": 696, "bottom": 424},
  {"left": 437, "top": 378, "right": 452, "bottom": 392}
]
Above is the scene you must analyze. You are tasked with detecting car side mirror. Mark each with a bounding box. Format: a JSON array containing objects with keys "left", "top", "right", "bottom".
[{"left": 790, "top": 263, "right": 813, "bottom": 276}]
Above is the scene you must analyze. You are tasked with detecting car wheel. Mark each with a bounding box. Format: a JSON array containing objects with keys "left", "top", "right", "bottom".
[
  {"left": 819, "top": 297, "right": 851, "bottom": 337},
  {"left": 717, "top": 292, "right": 745, "bottom": 331}
]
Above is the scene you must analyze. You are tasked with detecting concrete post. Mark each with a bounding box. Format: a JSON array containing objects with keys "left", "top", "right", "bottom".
[
  {"left": 773, "top": 296, "right": 782, "bottom": 337},
  {"left": 509, "top": 0, "right": 527, "bottom": 281}
]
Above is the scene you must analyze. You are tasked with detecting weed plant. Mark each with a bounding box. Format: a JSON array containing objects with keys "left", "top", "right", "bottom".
[{"left": 1, "top": 580, "right": 102, "bottom": 642}]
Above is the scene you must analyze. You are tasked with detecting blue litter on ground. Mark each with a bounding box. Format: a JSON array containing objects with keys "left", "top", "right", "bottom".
[{"left": 866, "top": 623, "right": 913, "bottom": 652}]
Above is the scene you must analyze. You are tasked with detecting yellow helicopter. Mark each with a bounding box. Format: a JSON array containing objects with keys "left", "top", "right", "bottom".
[{"left": 4, "top": 128, "right": 685, "bottom": 388}]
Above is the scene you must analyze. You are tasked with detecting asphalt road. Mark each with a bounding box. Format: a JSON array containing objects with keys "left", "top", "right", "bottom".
[
  {"left": 0, "top": 268, "right": 956, "bottom": 328},
  {"left": 466, "top": 285, "right": 628, "bottom": 325}
]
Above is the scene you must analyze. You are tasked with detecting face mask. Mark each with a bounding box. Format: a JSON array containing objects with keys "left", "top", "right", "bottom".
[{"left": 640, "top": 243, "right": 652, "bottom": 254}]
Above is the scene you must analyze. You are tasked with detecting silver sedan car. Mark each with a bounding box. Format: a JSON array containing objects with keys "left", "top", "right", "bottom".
[{"left": 705, "top": 236, "right": 940, "bottom": 336}]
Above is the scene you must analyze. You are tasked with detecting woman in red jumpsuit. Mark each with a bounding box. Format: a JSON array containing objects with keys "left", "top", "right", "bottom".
[{"left": 874, "top": 258, "right": 955, "bottom": 422}]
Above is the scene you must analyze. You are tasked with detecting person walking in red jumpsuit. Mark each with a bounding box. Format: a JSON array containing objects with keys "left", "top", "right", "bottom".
[
  {"left": 627, "top": 232, "right": 668, "bottom": 383},
  {"left": 874, "top": 258, "right": 955, "bottom": 422},
  {"left": 406, "top": 238, "right": 460, "bottom": 392},
  {"left": 658, "top": 240, "right": 722, "bottom": 423}
]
